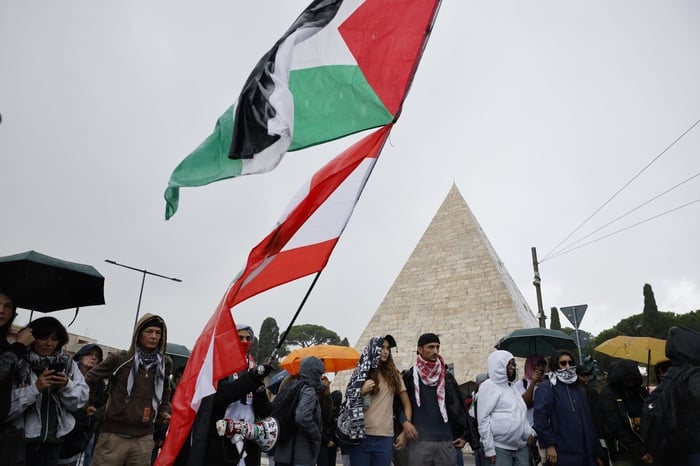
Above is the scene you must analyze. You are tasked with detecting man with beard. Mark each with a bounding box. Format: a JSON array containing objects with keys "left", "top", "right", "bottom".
[
  {"left": 402, "top": 333, "right": 472, "bottom": 466},
  {"left": 477, "top": 350, "right": 534, "bottom": 466}
]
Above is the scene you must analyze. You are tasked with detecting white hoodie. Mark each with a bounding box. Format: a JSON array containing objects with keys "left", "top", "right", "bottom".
[{"left": 477, "top": 350, "right": 535, "bottom": 457}]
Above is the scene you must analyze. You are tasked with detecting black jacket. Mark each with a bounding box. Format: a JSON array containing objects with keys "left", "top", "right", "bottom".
[
  {"left": 174, "top": 369, "right": 270, "bottom": 466},
  {"left": 599, "top": 359, "right": 649, "bottom": 463},
  {"left": 402, "top": 367, "right": 475, "bottom": 446},
  {"left": 664, "top": 326, "right": 700, "bottom": 454}
]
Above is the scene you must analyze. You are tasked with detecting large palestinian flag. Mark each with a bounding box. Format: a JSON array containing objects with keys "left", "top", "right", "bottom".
[{"left": 165, "top": 0, "right": 441, "bottom": 219}]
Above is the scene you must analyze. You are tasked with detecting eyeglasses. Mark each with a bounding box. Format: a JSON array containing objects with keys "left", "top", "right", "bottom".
[{"left": 559, "top": 359, "right": 574, "bottom": 367}]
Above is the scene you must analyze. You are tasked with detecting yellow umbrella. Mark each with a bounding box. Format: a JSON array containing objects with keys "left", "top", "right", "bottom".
[
  {"left": 279, "top": 344, "right": 360, "bottom": 375},
  {"left": 594, "top": 335, "right": 667, "bottom": 366},
  {"left": 595, "top": 335, "right": 667, "bottom": 387}
]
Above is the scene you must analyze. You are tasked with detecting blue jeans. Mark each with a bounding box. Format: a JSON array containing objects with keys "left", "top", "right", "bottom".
[
  {"left": 494, "top": 445, "right": 530, "bottom": 466},
  {"left": 350, "top": 435, "right": 394, "bottom": 466}
]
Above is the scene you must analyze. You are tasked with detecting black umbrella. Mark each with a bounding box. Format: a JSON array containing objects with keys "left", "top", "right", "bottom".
[
  {"left": 0, "top": 250, "right": 105, "bottom": 313},
  {"left": 495, "top": 327, "right": 578, "bottom": 358}
]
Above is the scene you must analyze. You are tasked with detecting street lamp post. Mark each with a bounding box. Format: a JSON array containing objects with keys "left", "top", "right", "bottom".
[{"left": 104, "top": 260, "right": 182, "bottom": 331}]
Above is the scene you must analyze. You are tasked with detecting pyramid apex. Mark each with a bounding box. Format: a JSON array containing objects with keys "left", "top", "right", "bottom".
[{"left": 336, "top": 183, "right": 537, "bottom": 386}]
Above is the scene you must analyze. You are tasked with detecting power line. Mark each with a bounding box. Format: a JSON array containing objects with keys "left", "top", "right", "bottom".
[
  {"left": 542, "top": 197, "right": 700, "bottom": 262},
  {"left": 545, "top": 171, "right": 700, "bottom": 258},
  {"left": 541, "top": 118, "right": 700, "bottom": 262}
]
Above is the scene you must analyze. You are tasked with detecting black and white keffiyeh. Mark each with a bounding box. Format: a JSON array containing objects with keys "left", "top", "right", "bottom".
[
  {"left": 548, "top": 366, "right": 578, "bottom": 385},
  {"left": 127, "top": 347, "right": 165, "bottom": 418},
  {"left": 336, "top": 336, "right": 385, "bottom": 440}
]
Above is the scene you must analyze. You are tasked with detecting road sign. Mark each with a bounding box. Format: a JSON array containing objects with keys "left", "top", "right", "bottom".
[
  {"left": 560, "top": 304, "right": 588, "bottom": 329},
  {"left": 572, "top": 329, "right": 591, "bottom": 349}
]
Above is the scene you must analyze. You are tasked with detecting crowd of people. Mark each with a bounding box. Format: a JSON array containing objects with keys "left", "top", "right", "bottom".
[{"left": 1, "top": 284, "right": 699, "bottom": 466}]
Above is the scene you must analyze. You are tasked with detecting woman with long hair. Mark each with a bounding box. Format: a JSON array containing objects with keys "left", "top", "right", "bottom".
[
  {"left": 338, "top": 335, "right": 418, "bottom": 466},
  {"left": 533, "top": 350, "right": 606, "bottom": 466}
]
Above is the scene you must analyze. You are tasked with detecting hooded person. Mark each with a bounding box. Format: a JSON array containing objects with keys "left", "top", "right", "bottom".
[
  {"left": 598, "top": 359, "right": 652, "bottom": 465},
  {"left": 58, "top": 344, "right": 105, "bottom": 466},
  {"left": 86, "top": 313, "right": 173, "bottom": 466},
  {"left": 336, "top": 334, "right": 415, "bottom": 466},
  {"left": 658, "top": 326, "right": 700, "bottom": 464},
  {"left": 209, "top": 323, "right": 271, "bottom": 466},
  {"left": 476, "top": 350, "right": 535, "bottom": 465},
  {"left": 173, "top": 324, "right": 272, "bottom": 466},
  {"left": 0, "top": 289, "right": 34, "bottom": 466},
  {"left": 273, "top": 356, "right": 325, "bottom": 466}
]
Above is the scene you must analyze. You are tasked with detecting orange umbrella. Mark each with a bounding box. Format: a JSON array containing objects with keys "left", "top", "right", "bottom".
[{"left": 279, "top": 345, "right": 360, "bottom": 375}]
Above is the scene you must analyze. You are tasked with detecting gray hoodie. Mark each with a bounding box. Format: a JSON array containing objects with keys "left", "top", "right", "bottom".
[{"left": 273, "top": 356, "right": 324, "bottom": 465}]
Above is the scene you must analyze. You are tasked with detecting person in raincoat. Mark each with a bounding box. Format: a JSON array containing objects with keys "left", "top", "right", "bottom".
[
  {"left": 8, "top": 316, "right": 89, "bottom": 466},
  {"left": 85, "top": 313, "right": 172, "bottom": 466},
  {"left": 598, "top": 359, "right": 652, "bottom": 465},
  {"left": 57, "top": 343, "right": 105, "bottom": 466},
  {"left": 533, "top": 350, "right": 606, "bottom": 466},
  {"left": 477, "top": 350, "right": 535, "bottom": 465},
  {"left": 273, "top": 356, "right": 325, "bottom": 466}
]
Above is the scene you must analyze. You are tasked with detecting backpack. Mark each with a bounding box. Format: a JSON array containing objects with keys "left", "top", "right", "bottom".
[
  {"left": 640, "top": 374, "right": 683, "bottom": 457},
  {"left": 270, "top": 380, "right": 304, "bottom": 443}
]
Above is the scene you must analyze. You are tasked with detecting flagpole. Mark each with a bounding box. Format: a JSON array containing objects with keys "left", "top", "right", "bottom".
[{"left": 266, "top": 271, "right": 323, "bottom": 365}]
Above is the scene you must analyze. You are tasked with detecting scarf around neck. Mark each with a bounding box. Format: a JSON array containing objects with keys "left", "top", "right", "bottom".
[
  {"left": 127, "top": 347, "right": 165, "bottom": 418},
  {"left": 414, "top": 353, "right": 448, "bottom": 422},
  {"left": 17, "top": 350, "right": 73, "bottom": 386},
  {"left": 548, "top": 367, "right": 578, "bottom": 385}
]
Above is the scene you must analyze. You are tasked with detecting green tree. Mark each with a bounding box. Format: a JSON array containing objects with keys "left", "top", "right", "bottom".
[
  {"left": 284, "top": 324, "right": 342, "bottom": 348},
  {"left": 643, "top": 283, "right": 658, "bottom": 314},
  {"left": 255, "top": 317, "right": 282, "bottom": 362},
  {"left": 550, "top": 307, "right": 562, "bottom": 330}
]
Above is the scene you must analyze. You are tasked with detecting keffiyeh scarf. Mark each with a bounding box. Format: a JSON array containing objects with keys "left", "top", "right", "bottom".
[
  {"left": 548, "top": 367, "right": 578, "bottom": 385},
  {"left": 127, "top": 347, "right": 165, "bottom": 418},
  {"left": 414, "top": 353, "right": 448, "bottom": 422},
  {"left": 16, "top": 350, "right": 73, "bottom": 386},
  {"left": 336, "top": 336, "right": 384, "bottom": 440}
]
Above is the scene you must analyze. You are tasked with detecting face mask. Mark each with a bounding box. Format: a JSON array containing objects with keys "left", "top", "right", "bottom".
[
  {"left": 240, "top": 341, "right": 253, "bottom": 354},
  {"left": 555, "top": 366, "right": 578, "bottom": 384}
]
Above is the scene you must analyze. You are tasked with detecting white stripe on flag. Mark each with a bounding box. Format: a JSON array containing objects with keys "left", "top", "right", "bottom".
[{"left": 191, "top": 335, "right": 216, "bottom": 411}]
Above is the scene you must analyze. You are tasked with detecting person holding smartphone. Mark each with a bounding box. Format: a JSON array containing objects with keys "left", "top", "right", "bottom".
[{"left": 7, "top": 316, "right": 89, "bottom": 466}]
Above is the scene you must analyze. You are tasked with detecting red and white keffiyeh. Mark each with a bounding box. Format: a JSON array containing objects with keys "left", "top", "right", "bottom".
[{"left": 413, "top": 353, "right": 448, "bottom": 422}]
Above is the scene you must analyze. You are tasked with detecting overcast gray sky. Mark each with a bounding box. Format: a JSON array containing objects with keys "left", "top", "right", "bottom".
[{"left": 2, "top": 1, "right": 699, "bottom": 352}]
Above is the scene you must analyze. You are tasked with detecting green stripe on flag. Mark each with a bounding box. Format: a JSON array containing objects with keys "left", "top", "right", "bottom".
[
  {"left": 164, "top": 106, "right": 242, "bottom": 219},
  {"left": 289, "top": 65, "right": 393, "bottom": 151}
]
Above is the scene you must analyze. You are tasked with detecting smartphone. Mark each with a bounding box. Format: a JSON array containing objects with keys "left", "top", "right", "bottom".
[{"left": 48, "top": 362, "right": 65, "bottom": 372}]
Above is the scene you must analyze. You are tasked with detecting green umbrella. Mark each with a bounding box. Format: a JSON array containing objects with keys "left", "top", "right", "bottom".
[
  {"left": 495, "top": 327, "right": 578, "bottom": 358},
  {"left": 0, "top": 250, "right": 105, "bottom": 313},
  {"left": 166, "top": 342, "right": 191, "bottom": 370}
]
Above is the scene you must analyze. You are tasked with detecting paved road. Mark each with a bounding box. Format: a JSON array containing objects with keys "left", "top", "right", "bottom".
[{"left": 261, "top": 450, "right": 478, "bottom": 465}]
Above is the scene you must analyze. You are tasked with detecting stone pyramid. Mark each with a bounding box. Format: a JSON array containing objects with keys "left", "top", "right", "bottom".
[{"left": 334, "top": 184, "right": 537, "bottom": 388}]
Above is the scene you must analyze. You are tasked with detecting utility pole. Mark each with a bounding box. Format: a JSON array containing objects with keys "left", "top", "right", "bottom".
[
  {"left": 105, "top": 260, "right": 182, "bottom": 331},
  {"left": 531, "top": 247, "right": 546, "bottom": 328}
]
